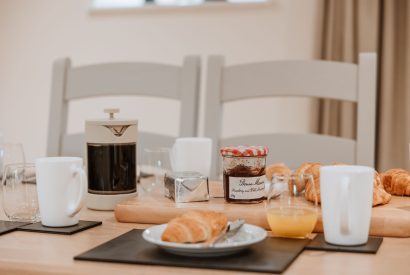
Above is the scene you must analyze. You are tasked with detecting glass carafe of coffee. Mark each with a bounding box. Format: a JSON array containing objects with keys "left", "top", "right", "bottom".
[{"left": 86, "top": 108, "right": 137, "bottom": 210}]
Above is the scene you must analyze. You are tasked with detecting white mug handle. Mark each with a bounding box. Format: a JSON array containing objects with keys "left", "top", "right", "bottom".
[
  {"left": 66, "top": 166, "right": 87, "bottom": 217},
  {"left": 340, "top": 176, "right": 351, "bottom": 235}
]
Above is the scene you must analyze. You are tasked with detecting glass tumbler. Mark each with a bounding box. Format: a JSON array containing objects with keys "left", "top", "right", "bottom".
[
  {"left": 266, "top": 173, "right": 318, "bottom": 238},
  {"left": 140, "top": 148, "right": 172, "bottom": 193},
  {"left": 0, "top": 143, "right": 25, "bottom": 181},
  {"left": 2, "top": 163, "right": 40, "bottom": 222}
]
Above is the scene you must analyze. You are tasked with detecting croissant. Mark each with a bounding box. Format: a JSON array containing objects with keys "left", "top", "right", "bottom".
[
  {"left": 373, "top": 171, "right": 392, "bottom": 205},
  {"left": 382, "top": 169, "right": 410, "bottom": 196},
  {"left": 296, "top": 163, "right": 391, "bottom": 206},
  {"left": 265, "top": 163, "right": 292, "bottom": 181},
  {"left": 295, "top": 162, "right": 321, "bottom": 202},
  {"left": 161, "top": 210, "right": 228, "bottom": 243}
]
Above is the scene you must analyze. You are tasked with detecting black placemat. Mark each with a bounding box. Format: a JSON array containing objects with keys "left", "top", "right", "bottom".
[
  {"left": 17, "top": 220, "right": 102, "bottom": 235},
  {"left": 306, "top": 234, "right": 383, "bottom": 253},
  {"left": 0, "top": 220, "right": 31, "bottom": 235},
  {"left": 74, "top": 229, "right": 309, "bottom": 274}
]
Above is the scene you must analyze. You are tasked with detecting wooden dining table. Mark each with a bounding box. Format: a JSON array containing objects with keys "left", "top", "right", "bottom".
[{"left": 0, "top": 197, "right": 409, "bottom": 275}]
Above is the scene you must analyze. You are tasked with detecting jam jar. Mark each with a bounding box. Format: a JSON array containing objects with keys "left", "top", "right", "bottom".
[{"left": 220, "top": 146, "right": 268, "bottom": 203}]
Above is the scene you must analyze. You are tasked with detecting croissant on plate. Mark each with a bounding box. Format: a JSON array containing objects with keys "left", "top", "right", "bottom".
[
  {"left": 161, "top": 210, "right": 228, "bottom": 243},
  {"left": 382, "top": 169, "right": 410, "bottom": 196}
]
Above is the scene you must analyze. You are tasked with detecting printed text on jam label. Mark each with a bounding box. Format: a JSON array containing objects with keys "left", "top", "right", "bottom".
[{"left": 229, "top": 176, "right": 265, "bottom": 199}]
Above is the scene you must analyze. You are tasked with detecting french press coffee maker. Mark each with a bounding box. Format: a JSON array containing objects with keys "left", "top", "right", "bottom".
[{"left": 86, "top": 108, "right": 138, "bottom": 210}]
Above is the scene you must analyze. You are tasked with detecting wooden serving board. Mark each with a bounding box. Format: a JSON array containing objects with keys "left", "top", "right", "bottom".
[{"left": 115, "top": 182, "right": 410, "bottom": 238}]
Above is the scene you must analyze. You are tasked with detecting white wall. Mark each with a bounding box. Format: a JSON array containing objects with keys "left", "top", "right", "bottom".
[{"left": 0, "top": 0, "right": 322, "bottom": 162}]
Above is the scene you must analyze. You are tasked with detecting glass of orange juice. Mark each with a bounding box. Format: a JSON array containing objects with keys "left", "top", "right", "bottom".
[{"left": 266, "top": 174, "right": 318, "bottom": 238}]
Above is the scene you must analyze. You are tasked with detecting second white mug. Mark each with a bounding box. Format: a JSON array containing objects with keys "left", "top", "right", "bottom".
[
  {"left": 170, "top": 137, "right": 212, "bottom": 178},
  {"left": 320, "top": 165, "right": 374, "bottom": 246},
  {"left": 36, "top": 157, "right": 87, "bottom": 227}
]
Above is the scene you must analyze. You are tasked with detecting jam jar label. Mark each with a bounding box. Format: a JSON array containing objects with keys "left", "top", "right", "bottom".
[{"left": 228, "top": 176, "right": 265, "bottom": 200}]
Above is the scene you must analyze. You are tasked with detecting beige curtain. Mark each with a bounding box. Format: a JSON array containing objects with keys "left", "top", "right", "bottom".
[
  {"left": 319, "top": 0, "right": 379, "bottom": 138},
  {"left": 378, "top": 0, "right": 410, "bottom": 170},
  {"left": 319, "top": 0, "right": 410, "bottom": 170}
]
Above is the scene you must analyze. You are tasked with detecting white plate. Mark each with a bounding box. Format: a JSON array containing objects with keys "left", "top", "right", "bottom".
[{"left": 142, "top": 223, "right": 267, "bottom": 257}]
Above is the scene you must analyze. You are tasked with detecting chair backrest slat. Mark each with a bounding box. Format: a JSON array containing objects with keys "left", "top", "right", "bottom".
[
  {"left": 65, "top": 63, "right": 181, "bottom": 100},
  {"left": 222, "top": 60, "right": 358, "bottom": 102}
]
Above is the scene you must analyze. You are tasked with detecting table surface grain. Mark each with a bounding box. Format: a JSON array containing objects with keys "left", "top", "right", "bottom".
[{"left": 0, "top": 202, "right": 409, "bottom": 275}]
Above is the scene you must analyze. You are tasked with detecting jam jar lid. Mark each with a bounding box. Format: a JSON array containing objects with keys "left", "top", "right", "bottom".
[{"left": 220, "top": 145, "right": 268, "bottom": 157}]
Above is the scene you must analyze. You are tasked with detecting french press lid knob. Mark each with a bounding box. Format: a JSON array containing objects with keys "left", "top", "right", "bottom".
[{"left": 104, "top": 108, "right": 120, "bottom": 119}]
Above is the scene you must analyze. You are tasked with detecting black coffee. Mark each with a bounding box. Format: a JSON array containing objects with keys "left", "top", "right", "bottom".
[{"left": 87, "top": 143, "right": 136, "bottom": 195}]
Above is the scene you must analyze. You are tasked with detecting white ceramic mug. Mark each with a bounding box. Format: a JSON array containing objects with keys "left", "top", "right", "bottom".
[
  {"left": 320, "top": 165, "right": 374, "bottom": 246},
  {"left": 35, "top": 157, "right": 87, "bottom": 227},
  {"left": 170, "top": 137, "right": 212, "bottom": 178}
]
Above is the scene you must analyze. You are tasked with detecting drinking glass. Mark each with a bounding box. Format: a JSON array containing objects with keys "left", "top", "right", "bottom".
[
  {"left": 140, "top": 148, "right": 172, "bottom": 193},
  {"left": 0, "top": 143, "right": 25, "bottom": 180},
  {"left": 2, "top": 163, "right": 40, "bottom": 222},
  {"left": 266, "top": 173, "right": 318, "bottom": 238}
]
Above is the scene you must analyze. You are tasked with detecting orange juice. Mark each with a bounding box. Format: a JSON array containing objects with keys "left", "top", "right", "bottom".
[{"left": 266, "top": 207, "right": 318, "bottom": 238}]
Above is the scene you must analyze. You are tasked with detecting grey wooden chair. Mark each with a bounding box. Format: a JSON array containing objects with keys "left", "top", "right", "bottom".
[
  {"left": 204, "top": 53, "right": 377, "bottom": 179},
  {"left": 47, "top": 56, "right": 200, "bottom": 165}
]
